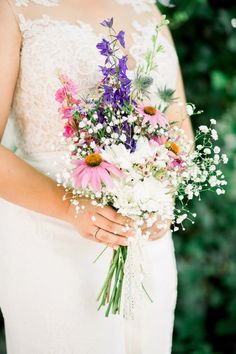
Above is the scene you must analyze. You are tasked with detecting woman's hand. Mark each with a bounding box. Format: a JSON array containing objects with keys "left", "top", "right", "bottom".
[
  {"left": 66, "top": 198, "right": 135, "bottom": 249},
  {"left": 142, "top": 219, "right": 171, "bottom": 241}
]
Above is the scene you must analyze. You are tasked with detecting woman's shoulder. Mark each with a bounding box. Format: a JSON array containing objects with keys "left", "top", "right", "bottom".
[{"left": 0, "top": 0, "right": 21, "bottom": 38}]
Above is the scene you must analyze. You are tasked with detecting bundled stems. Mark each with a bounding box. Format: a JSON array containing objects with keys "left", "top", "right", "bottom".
[{"left": 97, "top": 246, "right": 127, "bottom": 317}]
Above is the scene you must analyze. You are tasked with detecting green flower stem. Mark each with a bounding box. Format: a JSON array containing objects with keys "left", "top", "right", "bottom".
[
  {"left": 113, "top": 265, "right": 125, "bottom": 314},
  {"left": 105, "top": 257, "right": 122, "bottom": 317},
  {"left": 93, "top": 245, "right": 108, "bottom": 264},
  {"left": 112, "top": 257, "right": 124, "bottom": 314},
  {"left": 141, "top": 282, "right": 154, "bottom": 303},
  {"left": 97, "top": 246, "right": 128, "bottom": 316},
  {"left": 96, "top": 250, "right": 120, "bottom": 302}
]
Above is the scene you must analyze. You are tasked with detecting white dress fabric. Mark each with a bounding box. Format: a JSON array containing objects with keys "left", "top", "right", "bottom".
[{"left": 0, "top": 0, "right": 178, "bottom": 353}]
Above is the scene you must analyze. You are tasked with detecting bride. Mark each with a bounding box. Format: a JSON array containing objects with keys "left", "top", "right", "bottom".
[{"left": 0, "top": 0, "right": 193, "bottom": 353}]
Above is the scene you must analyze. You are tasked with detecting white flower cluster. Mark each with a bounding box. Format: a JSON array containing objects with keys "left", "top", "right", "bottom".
[
  {"left": 188, "top": 121, "right": 228, "bottom": 198},
  {"left": 110, "top": 177, "right": 174, "bottom": 225},
  {"left": 100, "top": 138, "right": 174, "bottom": 224}
]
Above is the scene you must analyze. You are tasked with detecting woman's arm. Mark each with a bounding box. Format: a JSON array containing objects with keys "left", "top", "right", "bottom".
[
  {"left": 0, "top": 0, "right": 133, "bottom": 248},
  {"left": 0, "top": 0, "right": 72, "bottom": 221}
]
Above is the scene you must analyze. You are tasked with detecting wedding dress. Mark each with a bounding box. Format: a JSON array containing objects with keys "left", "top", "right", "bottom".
[{"left": 0, "top": 0, "right": 178, "bottom": 353}]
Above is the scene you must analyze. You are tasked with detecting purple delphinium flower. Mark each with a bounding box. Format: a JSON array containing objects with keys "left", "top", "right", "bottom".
[
  {"left": 100, "top": 17, "right": 113, "bottom": 28},
  {"left": 99, "top": 66, "right": 116, "bottom": 78},
  {"left": 118, "top": 55, "right": 128, "bottom": 74},
  {"left": 130, "top": 138, "right": 137, "bottom": 152},
  {"left": 97, "top": 22, "right": 132, "bottom": 115},
  {"left": 125, "top": 137, "right": 137, "bottom": 152},
  {"left": 103, "top": 84, "right": 114, "bottom": 104},
  {"left": 117, "top": 55, "right": 132, "bottom": 101},
  {"left": 96, "top": 39, "right": 113, "bottom": 63},
  {"left": 122, "top": 123, "right": 136, "bottom": 152},
  {"left": 99, "top": 55, "right": 131, "bottom": 107},
  {"left": 97, "top": 107, "right": 106, "bottom": 124},
  {"left": 116, "top": 30, "right": 125, "bottom": 48}
]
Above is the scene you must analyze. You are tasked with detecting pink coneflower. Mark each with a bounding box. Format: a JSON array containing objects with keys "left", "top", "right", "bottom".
[
  {"left": 137, "top": 104, "right": 167, "bottom": 127},
  {"left": 151, "top": 135, "right": 168, "bottom": 146},
  {"left": 72, "top": 153, "right": 122, "bottom": 192}
]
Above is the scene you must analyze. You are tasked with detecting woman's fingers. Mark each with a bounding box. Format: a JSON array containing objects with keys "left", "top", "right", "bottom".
[
  {"left": 149, "top": 225, "right": 170, "bottom": 240},
  {"left": 108, "top": 243, "right": 119, "bottom": 251},
  {"left": 93, "top": 213, "right": 134, "bottom": 238},
  {"left": 90, "top": 227, "right": 129, "bottom": 247},
  {"left": 141, "top": 219, "right": 171, "bottom": 241},
  {"left": 97, "top": 205, "right": 134, "bottom": 227}
]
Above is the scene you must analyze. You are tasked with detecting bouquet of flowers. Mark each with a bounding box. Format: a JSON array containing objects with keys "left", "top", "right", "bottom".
[{"left": 55, "top": 17, "right": 228, "bottom": 318}]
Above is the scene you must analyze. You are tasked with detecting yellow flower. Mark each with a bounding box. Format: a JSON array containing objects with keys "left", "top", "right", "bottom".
[
  {"left": 143, "top": 105, "right": 157, "bottom": 116},
  {"left": 166, "top": 141, "right": 181, "bottom": 155},
  {"left": 169, "top": 142, "right": 180, "bottom": 155},
  {"left": 85, "top": 153, "right": 103, "bottom": 167}
]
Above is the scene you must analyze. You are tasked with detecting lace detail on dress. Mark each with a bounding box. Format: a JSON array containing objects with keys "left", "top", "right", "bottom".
[
  {"left": 129, "top": 19, "right": 178, "bottom": 101},
  {"left": 13, "top": 14, "right": 104, "bottom": 155},
  {"left": 18, "top": 14, "right": 94, "bottom": 39},
  {"left": 15, "top": 0, "right": 58, "bottom": 7},
  {"left": 116, "top": 0, "right": 155, "bottom": 13}
]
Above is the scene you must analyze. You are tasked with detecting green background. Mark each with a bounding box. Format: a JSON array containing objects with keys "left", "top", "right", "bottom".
[
  {"left": 0, "top": 0, "right": 235, "bottom": 353},
  {"left": 159, "top": 1, "right": 236, "bottom": 353}
]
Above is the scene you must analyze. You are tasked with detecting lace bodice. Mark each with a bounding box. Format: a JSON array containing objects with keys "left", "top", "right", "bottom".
[{"left": 7, "top": 0, "right": 178, "bottom": 155}]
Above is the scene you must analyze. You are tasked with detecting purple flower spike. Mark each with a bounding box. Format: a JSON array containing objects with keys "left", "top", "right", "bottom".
[
  {"left": 119, "top": 55, "right": 128, "bottom": 74},
  {"left": 116, "top": 30, "right": 125, "bottom": 48},
  {"left": 100, "top": 17, "right": 114, "bottom": 28},
  {"left": 96, "top": 39, "right": 113, "bottom": 61}
]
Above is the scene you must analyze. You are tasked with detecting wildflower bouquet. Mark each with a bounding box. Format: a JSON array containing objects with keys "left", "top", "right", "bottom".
[{"left": 55, "top": 17, "right": 227, "bottom": 317}]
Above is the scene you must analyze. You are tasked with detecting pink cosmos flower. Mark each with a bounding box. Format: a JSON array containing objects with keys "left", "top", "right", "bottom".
[
  {"left": 72, "top": 153, "right": 123, "bottom": 192},
  {"left": 137, "top": 104, "right": 167, "bottom": 127}
]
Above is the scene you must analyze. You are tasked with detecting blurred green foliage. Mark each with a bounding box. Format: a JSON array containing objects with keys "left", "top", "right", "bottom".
[
  {"left": 158, "top": 0, "right": 236, "bottom": 353},
  {"left": 0, "top": 1, "right": 235, "bottom": 353}
]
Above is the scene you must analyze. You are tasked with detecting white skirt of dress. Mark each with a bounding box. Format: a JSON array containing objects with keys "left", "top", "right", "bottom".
[{"left": 0, "top": 151, "right": 178, "bottom": 354}]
